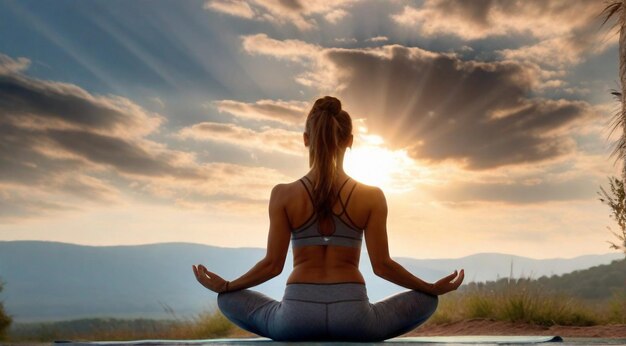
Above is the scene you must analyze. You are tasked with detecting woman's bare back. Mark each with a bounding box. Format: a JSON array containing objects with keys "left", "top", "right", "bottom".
[{"left": 282, "top": 175, "right": 377, "bottom": 284}]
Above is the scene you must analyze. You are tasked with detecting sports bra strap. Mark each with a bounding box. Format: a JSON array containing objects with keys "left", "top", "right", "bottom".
[
  {"left": 336, "top": 177, "right": 351, "bottom": 196},
  {"left": 299, "top": 179, "right": 314, "bottom": 203},
  {"left": 300, "top": 176, "right": 353, "bottom": 212},
  {"left": 344, "top": 182, "right": 357, "bottom": 209}
]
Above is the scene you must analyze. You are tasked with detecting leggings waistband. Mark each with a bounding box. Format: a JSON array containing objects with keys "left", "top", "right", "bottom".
[{"left": 283, "top": 282, "right": 369, "bottom": 303}]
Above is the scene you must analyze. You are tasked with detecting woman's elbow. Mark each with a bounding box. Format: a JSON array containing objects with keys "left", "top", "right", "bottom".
[
  {"left": 372, "top": 258, "right": 392, "bottom": 277},
  {"left": 265, "top": 258, "right": 284, "bottom": 276},
  {"left": 270, "top": 264, "right": 283, "bottom": 276}
]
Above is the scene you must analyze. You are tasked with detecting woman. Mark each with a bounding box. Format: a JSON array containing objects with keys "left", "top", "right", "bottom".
[{"left": 192, "top": 96, "right": 464, "bottom": 342}]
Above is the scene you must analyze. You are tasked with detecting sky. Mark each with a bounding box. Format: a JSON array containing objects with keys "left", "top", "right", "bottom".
[{"left": 0, "top": 0, "right": 623, "bottom": 259}]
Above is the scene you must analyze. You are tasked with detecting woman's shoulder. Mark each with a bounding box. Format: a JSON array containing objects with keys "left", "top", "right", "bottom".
[
  {"left": 268, "top": 179, "right": 306, "bottom": 199},
  {"left": 347, "top": 178, "right": 386, "bottom": 204},
  {"left": 350, "top": 178, "right": 384, "bottom": 194}
]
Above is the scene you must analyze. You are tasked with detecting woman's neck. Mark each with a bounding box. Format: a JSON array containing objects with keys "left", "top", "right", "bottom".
[
  {"left": 305, "top": 168, "right": 347, "bottom": 181},
  {"left": 305, "top": 149, "right": 348, "bottom": 182}
]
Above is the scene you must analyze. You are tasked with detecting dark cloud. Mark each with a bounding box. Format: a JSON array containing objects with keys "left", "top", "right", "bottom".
[
  {"left": 0, "top": 57, "right": 200, "bottom": 183},
  {"left": 1, "top": 75, "right": 128, "bottom": 132},
  {"left": 0, "top": 53, "right": 290, "bottom": 221},
  {"left": 321, "top": 45, "right": 594, "bottom": 169},
  {"left": 46, "top": 129, "right": 202, "bottom": 179},
  {"left": 0, "top": 54, "right": 201, "bottom": 219}
]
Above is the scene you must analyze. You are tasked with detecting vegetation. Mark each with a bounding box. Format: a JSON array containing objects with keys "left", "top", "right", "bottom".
[
  {"left": 0, "top": 279, "right": 12, "bottom": 340},
  {"left": 8, "top": 310, "right": 235, "bottom": 342},
  {"left": 598, "top": 177, "right": 626, "bottom": 255},
  {"left": 430, "top": 258, "right": 626, "bottom": 327},
  {"left": 431, "top": 278, "right": 625, "bottom": 327}
]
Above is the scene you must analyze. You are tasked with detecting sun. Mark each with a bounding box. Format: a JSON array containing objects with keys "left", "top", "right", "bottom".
[{"left": 344, "top": 130, "right": 419, "bottom": 193}]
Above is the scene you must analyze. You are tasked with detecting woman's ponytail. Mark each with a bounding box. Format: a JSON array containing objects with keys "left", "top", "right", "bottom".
[{"left": 305, "top": 96, "right": 353, "bottom": 230}]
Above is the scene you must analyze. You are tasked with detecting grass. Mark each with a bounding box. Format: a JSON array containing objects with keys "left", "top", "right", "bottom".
[
  {"left": 6, "top": 281, "right": 626, "bottom": 342},
  {"left": 8, "top": 310, "right": 237, "bottom": 342},
  {"left": 429, "top": 278, "right": 626, "bottom": 327}
]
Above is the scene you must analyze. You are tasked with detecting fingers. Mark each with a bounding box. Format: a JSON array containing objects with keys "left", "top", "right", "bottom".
[
  {"left": 442, "top": 270, "right": 458, "bottom": 282},
  {"left": 452, "top": 269, "right": 465, "bottom": 289},
  {"left": 199, "top": 265, "right": 217, "bottom": 279},
  {"left": 457, "top": 269, "right": 465, "bottom": 284}
]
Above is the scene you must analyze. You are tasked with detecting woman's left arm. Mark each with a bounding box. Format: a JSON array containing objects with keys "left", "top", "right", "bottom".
[{"left": 193, "top": 184, "right": 291, "bottom": 293}]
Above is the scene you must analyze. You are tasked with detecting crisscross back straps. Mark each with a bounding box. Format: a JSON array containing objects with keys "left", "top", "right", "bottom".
[{"left": 299, "top": 178, "right": 314, "bottom": 203}]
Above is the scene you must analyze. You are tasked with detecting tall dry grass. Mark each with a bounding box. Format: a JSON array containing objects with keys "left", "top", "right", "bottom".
[
  {"left": 8, "top": 310, "right": 238, "bottom": 342},
  {"left": 429, "top": 278, "right": 625, "bottom": 326}
]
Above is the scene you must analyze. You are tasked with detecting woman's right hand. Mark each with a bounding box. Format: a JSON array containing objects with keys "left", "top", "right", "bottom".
[{"left": 430, "top": 269, "right": 464, "bottom": 295}]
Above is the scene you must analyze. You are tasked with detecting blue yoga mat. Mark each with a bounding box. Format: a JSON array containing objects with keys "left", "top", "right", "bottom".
[{"left": 54, "top": 335, "right": 563, "bottom": 345}]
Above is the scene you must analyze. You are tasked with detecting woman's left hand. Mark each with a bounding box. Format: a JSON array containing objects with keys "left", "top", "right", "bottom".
[{"left": 192, "top": 264, "right": 229, "bottom": 293}]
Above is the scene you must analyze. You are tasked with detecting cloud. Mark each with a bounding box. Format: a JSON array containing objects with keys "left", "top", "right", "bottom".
[
  {"left": 335, "top": 37, "right": 358, "bottom": 44},
  {"left": 178, "top": 121, "right": 304, "bottom": 156},
  {"left": 0, "top": 67, "right": 163, "bottom": 138},
  {"left": 0, "top": 54, "right": 30, "bottom": 74},
  {"left": 366, "top": 36, "right": 389, "bottom": 42},
  {"left": 0, "top": 53, "right": 291, "bottom": 221},
  {"left": 205, "top": 0, "right": 360, "bottom": 31},
  {"left": 391, "top": 0, "right": 599, "bottom": 40},
  {"left": 325, "top": 9, "right": 348, "bottom": 24},
  {"left": 422, "top": 164, "right": 602, "bottom": 205},
  {"left": 204, "top": 0, "right": 255, "bottom": 19},
  {"left": 240, "top": 33, "right": 338, "bottom": 89},
  {"left": 241, "top": 33, "right": 319, "bottom": 62},
  {"left": 0, "top": 186, "right": 74, "bottom": 222},
  {"left": 391, "top": 0, "right": 615, "bottom": 67},
  {"left": 213, "top": 98, "right": 309, "bottom": 126},
  {"left": 329, "top": 48, "right": 592, "bottom": 169},
  {"left": 242, "top": 38, "right": 597, "bottom": 170},
  {"left": 496, "top": 31, "right": 615, "bottom": 68},
  {"left": 427, "top": 177, "right": 597, "bottom": 204}
]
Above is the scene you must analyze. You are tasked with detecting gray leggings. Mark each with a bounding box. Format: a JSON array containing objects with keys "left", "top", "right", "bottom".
[{"left": 217, "top": 283, "right": 438, "bottom": 342}]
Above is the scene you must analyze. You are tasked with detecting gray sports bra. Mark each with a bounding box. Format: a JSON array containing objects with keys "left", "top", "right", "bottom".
[{"left": 290, "top": 176, "right": 363, "bottom": 248}]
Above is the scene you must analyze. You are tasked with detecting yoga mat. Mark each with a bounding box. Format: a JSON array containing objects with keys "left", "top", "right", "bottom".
[{"left": 54, "top": 335, "right": 563, "bottom": 345}]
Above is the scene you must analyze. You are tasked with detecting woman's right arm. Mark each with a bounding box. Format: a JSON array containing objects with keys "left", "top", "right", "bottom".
[{"left": 364, "top": 187, "right": 464, "bottom": 295}]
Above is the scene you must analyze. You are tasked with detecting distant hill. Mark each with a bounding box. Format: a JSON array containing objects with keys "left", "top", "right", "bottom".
[
  {"left": 461, "top": 257, "right": 626, "bottom": 301},
  {"left": 535, "top": 258, "right": 626, "bottom": 299},
  {"left": 0, "top": 241, "right": 621, "bottom": 322}
]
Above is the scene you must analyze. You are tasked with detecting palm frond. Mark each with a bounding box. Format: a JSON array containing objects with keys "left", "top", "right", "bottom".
[
  {"left": 599, "top": 0, "right": 623, "bottom": 29},
  {"left": 606, "top": 90, "right": 626, "bottom": 165}
]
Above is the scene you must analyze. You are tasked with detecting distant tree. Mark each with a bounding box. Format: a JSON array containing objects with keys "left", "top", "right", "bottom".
[
  {"left": 598, "top": 176, "right": 626, "bottom": 255},
  {"left": 0, "top": 279, "right": 11, "bottom": 340}
]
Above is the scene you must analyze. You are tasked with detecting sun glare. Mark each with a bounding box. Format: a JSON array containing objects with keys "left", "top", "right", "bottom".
[{"left": 344, "top": 129, "right": 420, "bottom": 193}]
